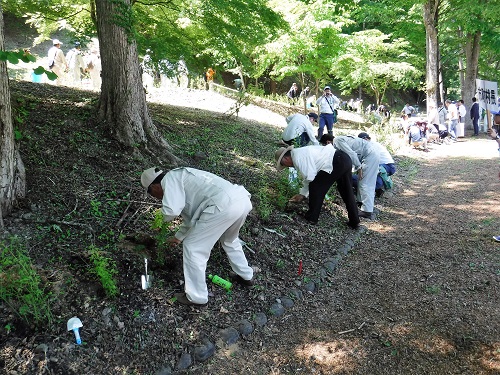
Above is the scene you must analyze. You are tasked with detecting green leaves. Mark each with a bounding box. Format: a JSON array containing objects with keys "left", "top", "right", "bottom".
[{"left": 0, "top": 49, "right": 36, "bottom": 64}]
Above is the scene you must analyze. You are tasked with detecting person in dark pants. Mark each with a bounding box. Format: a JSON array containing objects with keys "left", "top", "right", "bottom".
[
  {"left": 470, "top": 97, "right": 480, "bottom": 136},
  {"left": 275, "top": 145, "right": 360, "bottom": 229}
]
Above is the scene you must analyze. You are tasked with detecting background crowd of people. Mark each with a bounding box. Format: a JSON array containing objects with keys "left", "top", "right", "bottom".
[{"left": 46, "top": 39, "right": 102, "bottom": 90}]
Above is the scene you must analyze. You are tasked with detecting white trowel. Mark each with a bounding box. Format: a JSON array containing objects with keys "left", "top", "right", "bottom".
[
  {"left": 67, "top": 316, "right": 83, "bottom": 345},
  {"left": 141, "top": 258, "right": 152, "bottom": 290}
]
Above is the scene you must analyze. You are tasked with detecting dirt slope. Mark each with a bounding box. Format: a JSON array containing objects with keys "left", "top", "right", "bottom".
[{"left": 1, "top": 81, "right": 499, "bottom": 375}]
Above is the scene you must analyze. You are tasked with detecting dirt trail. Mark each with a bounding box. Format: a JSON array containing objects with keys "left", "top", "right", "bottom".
[{"left": 201, "top": 138, "right": 500, "bottom": 374}]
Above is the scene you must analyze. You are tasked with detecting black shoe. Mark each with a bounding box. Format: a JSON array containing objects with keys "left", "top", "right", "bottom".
[
  {"left": 358, "top": 210, "right": 373, "bottom": 219},
  {"left": 346, "top": 220, "right": 360, "bottom": 229},
  {"left": 229, "top": 272, "right": 255, "bottom": 287},
  {"left": 174, "top": 293, "right": 207, "bottom": 306},
  {"left": 375, "top": 189, "right": 385, "bottom": 198},
  {"left": 298, "top": 212, "right": 318, "bottom": 225}
]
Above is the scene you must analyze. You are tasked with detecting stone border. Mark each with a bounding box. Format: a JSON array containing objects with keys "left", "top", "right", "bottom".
[{"left": 156, "top": 225, "right": 367, "bottom": 374}]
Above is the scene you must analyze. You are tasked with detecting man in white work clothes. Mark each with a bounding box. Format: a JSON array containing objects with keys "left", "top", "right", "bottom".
[
  {"left": 282, "top": 112, "right": 319, "bottom": 147},
  {"left": 141, "top": 167, "right": 255, "bottom": 306},
  {"left": 333, "top": 136, "right": 380, "bottom": 219}
]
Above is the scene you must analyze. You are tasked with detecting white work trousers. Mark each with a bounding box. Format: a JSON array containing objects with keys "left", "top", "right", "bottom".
[
  {"left": 357, "top": 150, "right": 380, "bottom": 213},
  {"left": 182, "top": 196, "right": 253, "bottom": 304}
]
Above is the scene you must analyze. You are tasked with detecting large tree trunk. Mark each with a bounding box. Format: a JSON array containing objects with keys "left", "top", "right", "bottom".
[
  {"left": 94, "top": 0, "right": 179, "bottom": 165},
  {"left": 0, "top": 6, "right": 26, "bottom": 226},
  {"left": 463, "top": 31, "right": 481, "bottom": 131},
  {"left": 423, "top": 0, "right": 440, "bottom": 110}
]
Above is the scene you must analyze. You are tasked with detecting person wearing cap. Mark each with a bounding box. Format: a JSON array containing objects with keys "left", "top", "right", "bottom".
[
  {"left": 66, "top": 42, "right": 86, "bottom": 86},
  {"left": 140, "top": 167, "right": 255, "bottom": 306},
  {"left": 354, "top": 133, "right": 396, "bottom": 198},
  {"left": 445, "top": 99, "right": 458, "bottom": 141},
  {"left": 274, "top": 145, "right": 360, "bottom": 229},
  {"left": 332, "top": 135, "right": 380, "bottom": 219},
  {"left": 47, "top": 39, "right": 67, "bottom": 85},
  {"left": 281, "top": 112, "right": 319, "bottom": 147},
  {"left": 316, "top": 86, "right": 340, "bottom": 138}
]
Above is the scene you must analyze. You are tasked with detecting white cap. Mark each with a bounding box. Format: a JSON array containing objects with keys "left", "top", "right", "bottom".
[
  {"left": 141, "top": 167, "right": 163, "bottom": 188},
  {"left": 53, "top": 39, "right": 63, "bottom": 45}
]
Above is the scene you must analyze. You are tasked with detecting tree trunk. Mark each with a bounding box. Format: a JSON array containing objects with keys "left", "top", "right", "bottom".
[
  {"left": 423, "top": 0, "right": 440, "bottom": 110},
  {"left": 463, "top": 31, "right": 481, "bottom": 130},
  {"left": 94, "top": 0, "right": 179, "bottom": 165},
  {"left": 0, "top": 6, "right": 26, "bottom": 226}
]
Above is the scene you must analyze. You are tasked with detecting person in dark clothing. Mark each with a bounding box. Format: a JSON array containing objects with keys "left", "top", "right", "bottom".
[{"left": 470, "top": 97, "right": 480, "bottom": 136}]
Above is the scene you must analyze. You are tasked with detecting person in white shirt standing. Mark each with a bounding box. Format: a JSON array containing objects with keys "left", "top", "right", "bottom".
[
  {"left": 316, "top": 86, "right": 340, "bottom": 138},
  {"left": 141, "top": 167, "right": 255, "bottom": 306},
  {"left": 65, "top": 42, "right": 86, "bottom": 86},
  {"left": 282, "top": 112, "right": 319, "bottom": 147},
  {"left": 47, "top": 39, "right": 67, "bottom": 86},
  {"left": 445, "top": 99, "right": 459, "bottom": 141},
  {"left": 457, "top": 99, "right": 467, "bottom": 137},
  {"left": 86, "top": 47, "right": 102, "bottom": 91}
]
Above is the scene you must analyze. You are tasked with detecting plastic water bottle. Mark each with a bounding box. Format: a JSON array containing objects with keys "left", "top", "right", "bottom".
[{"left": 208, "top": 274, "right": 232, "bottom": 291}]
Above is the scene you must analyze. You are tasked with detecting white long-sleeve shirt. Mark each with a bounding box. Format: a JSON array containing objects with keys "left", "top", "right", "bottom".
[
  {"left": 290, "top": 145, "right": 336, "bottom": 197},
  {"left": 316, "top": 95, "right": 340, "bottom": 114},
  {"left": 48, "top": 46, "right": 67, "bottom": 69},
  {"left": 373, "top": 142, "right": 394, "bottom": 165},
  {"left": 160, "top": 168, "right": 250, "bottom": 240},
  {"left": 333, "top": 136, "right": 377, "bottom": 170},
  {"left": 282, "top": 114, "right": 319, "bottom": 145}
]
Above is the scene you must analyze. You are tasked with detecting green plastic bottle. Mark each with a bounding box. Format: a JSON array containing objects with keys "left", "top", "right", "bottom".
[{"left": 208, "top": 274, "right": 232, "bottom": 291}]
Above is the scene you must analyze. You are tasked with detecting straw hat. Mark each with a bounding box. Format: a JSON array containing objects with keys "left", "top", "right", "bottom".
[{"left": 274, "top": 145, "right": 294, "bottom": 171}]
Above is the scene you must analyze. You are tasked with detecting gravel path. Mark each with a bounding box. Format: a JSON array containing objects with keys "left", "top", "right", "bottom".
[{"left": 200, "top": 135, "right": 500, "bottom": 374}]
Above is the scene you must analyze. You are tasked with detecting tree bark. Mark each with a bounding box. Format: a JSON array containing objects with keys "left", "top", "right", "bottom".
[
  {"left": 423, "top": 0, "right": 440, "bottom": 110},
  {"left": 0, "top": 6, "right": 26, "bottom": 226},
  {"left": 94, "top": 0, "right": 179, "bottom": 165},
  {"left": 463, "top": 31, "right": 481, "bottom": 130}
]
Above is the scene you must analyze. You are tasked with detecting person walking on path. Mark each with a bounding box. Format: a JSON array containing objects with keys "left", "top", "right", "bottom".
[
  {"left": 470, "top": 97, "right": 480, "bottom": 136},
  {"left": 65, "top": 42, "right": 86, "bottom": 86},
  {"left": 287, "top": 83, "right": 299, "bottom": 104},
  {"left": 47, "top": 39, "right": 67, "bottom": 86},
  {"left": 316, "top": 86, "right": 340, "bottom": 138},
  {"left": 274, "top": 145, "right": 360, "bottom": 229},
  {"left": 140, "top": 167, "right": 255, "bottom": 306},
  {"left": 86, "top": 47, "right": 102, "bottom": 91}
]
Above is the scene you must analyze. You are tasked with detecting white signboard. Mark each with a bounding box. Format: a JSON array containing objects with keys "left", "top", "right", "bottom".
[{"left": 476, "top": 79, "right": 498, "bottom": 111}]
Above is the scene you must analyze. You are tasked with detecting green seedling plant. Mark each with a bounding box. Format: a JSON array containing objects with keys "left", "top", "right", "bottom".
[
  {"left": 88, "top": 244, "right": 119, "bottom": 297},
  {"left": 0, "top": 236, "right": 53, "bottom": 326},
  {"left": 151, "top": 209, "right": 176, "bottom": 265}
]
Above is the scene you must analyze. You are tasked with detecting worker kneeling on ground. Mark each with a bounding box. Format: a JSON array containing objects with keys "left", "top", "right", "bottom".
[{"left": 141, "top": 167, "right": 255, "bottom": 306}]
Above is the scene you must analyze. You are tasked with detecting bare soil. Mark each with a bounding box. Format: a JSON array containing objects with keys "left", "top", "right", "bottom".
[{"left": 1, "top": 80, "right": 499, "bottom": 375}]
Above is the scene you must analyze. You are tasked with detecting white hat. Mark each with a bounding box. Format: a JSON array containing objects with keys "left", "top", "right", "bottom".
[
  {"left": 53, "top": 39, "right": 63, "bottom": 45},
  {"left": 141, "top": 167, "right": 163, "bottom": 188}
]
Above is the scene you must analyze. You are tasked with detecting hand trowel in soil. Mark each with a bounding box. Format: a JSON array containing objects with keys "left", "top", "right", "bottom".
[
  {"left": 141, "top": 258, "right": 152, "bottom": 290},
  {"left": 67, "top": 316, "right": 83, "bottom": 345}
]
